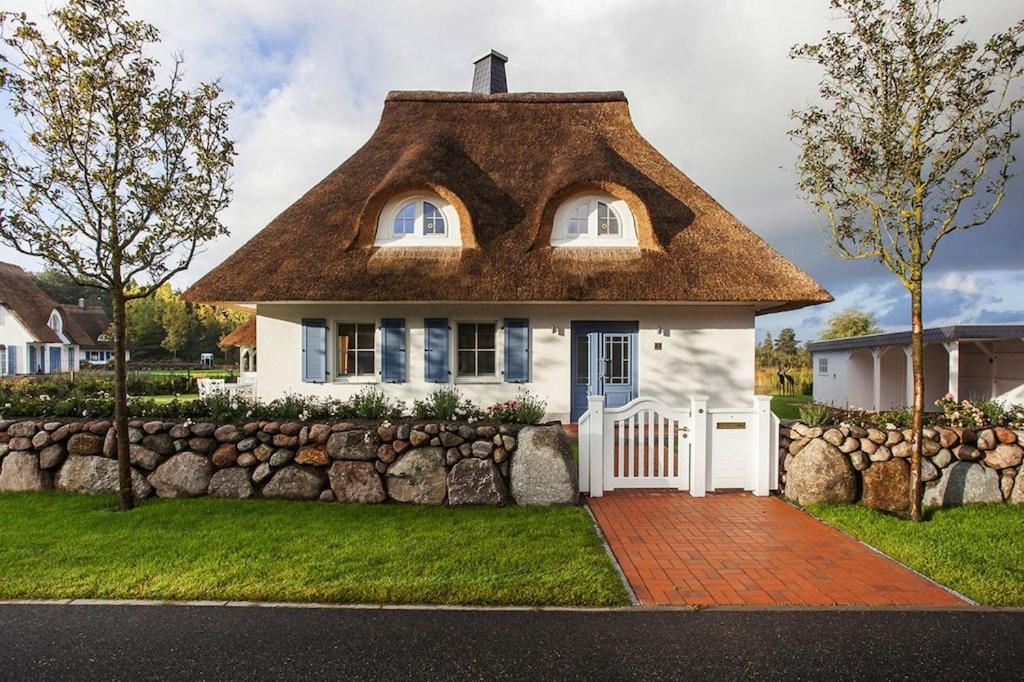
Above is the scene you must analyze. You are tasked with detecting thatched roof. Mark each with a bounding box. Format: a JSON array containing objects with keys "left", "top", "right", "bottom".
[
  {"left": 219, "top": 317, "right": 256, "bottom": 349},
  {"left": 185, "top": 91, "right": 830, "bottom": 313},
  {"left": 0, "top": 262, "right": 112, "bottom": 348}
]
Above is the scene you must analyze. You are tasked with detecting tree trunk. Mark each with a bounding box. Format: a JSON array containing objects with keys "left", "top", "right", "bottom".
[
  {"left": 112, "top": 290, "right": 135, "bottom": 511},
  {"left": 909, "top": 275, "right": 924, "bottom": 522}
]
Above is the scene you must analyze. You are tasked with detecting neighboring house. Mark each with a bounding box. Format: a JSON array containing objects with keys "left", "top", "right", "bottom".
[
  {"left": 809, "top": 325, "right": 1024, "bottom": 411},
  {"left": 185, "top": 51, "right": 830, "bottom": 422},
  {"left": 0, "top": 262, "right": 122, "bottom": 374},
  {"left": 219, "top": 317, "right": 257, "bottom": 382}
]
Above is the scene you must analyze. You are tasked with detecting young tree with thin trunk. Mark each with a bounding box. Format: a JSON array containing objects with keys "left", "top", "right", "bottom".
[
  {"left": 0, "top": 0, "right": 234, "bottom": 510},
  {"left": 789, "top": 0, "right": 1023, "bottom": 520}
]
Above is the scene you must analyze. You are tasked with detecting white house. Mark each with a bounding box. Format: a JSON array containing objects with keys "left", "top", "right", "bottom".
[
  {"left": 185, "top": 51, "right": 831, "bottom": 423},
  {"left": 0, "top": 262, "right": 122, "bottom": 374},
  {"left": 809, "top": 325, "right": 1024, "bottom": 411}
]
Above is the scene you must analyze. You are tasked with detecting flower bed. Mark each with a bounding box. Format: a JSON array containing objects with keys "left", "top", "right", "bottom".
[{"left": 0, "top": 415, "right": 578, "bottom": 507}]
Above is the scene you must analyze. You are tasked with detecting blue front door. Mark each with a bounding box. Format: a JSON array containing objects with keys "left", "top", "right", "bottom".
[
  {"left": 49, "top": 346, "right": 62, "bottom": 374},
  {"left": 570, "top": 321, "right": 638, "bottom": 422}
]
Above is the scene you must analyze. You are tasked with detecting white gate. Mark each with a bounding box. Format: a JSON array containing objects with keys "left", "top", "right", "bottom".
[{"left": 579, "top": 394, "right": 776, "bottom": 498}]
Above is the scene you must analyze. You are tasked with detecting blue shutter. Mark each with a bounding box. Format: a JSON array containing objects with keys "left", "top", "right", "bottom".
[
  {"left": 301, "top": 318, "right": 326, "bottom": 383},
  {"left": 504, "top": 318, "right": 530, "bottom": 383},
  {"left": 380, "top": 318, "right": 406, "bottom": 383},
  {"left": 8, "top": 346, "right": 16, "bottom": 374},
  {"left": 424, "top": 318, "right": 450, "bottom": 383},
  {"left": 29, "top": 346, "right": 37, "bottom": 374}
]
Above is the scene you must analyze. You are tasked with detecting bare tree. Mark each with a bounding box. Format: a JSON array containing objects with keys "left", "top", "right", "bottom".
[
  {"left": 0, "top": 0, "right": 235, "bottom": 510},
  {"left": 790, "top": 0, "right": 1023, "bottom": 520}
]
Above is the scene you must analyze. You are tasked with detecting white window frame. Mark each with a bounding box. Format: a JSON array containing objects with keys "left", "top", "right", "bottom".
[
  {"left": 818, "top": 357, "right": 829, "bottom": 375},
  {"left": 375, "top": 193, "right": 462, "bottom": 247},
  {"left": 332, "top": 319, "right": 379, "bottom": 384},
  {"left": 550, "top": 192, "right": 638, "bottom": 247},
  {"left": 454, "top": 320, "right": 501, "bottom": 384}
]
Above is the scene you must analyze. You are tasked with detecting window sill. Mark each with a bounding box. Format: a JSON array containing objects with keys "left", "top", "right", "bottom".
[
  {"left": 455, "top": 376, "right": 501, "bottom": 385},
  {"left": 332, "top": 377, "right": 379, "bottom": 385}
]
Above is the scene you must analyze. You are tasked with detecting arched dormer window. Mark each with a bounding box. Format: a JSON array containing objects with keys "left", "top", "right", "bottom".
[
  {"left": 375, "top": 192, "right": 461, "bottom": 247},
  {"left": 48, "top": 310, "right": 62, "bottom": 334},
  {"left": 551, "top": 193, "right": 638, "bottom": 247}
]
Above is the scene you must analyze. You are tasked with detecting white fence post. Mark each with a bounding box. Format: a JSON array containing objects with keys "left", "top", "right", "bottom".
[
  {"left": 587, "top": 394, "right": 606, "bottom": 497},
  {"left": 752, "top": 394, "right": 772, "bottom": 496},
  {"left": 689, "top": 395, "right": 708, "bottom": 497}
]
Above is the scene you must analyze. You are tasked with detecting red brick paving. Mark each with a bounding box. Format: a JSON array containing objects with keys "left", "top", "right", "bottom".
[{"left": 588, "top": 490, "right": 966, "bottom": 607}]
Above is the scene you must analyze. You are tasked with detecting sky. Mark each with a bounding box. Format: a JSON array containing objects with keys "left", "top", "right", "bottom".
[{"left": 0, "top": 0, "right": 1021, "bottom": 344}]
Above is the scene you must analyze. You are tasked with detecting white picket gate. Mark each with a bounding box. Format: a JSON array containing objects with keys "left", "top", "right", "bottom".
[{"left": 579, "top": 394, "right": 776, "bottom": 498}]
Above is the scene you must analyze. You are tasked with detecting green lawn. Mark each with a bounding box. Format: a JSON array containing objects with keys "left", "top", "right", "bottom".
[
  {"left": 0, "top": 492, "right": 628, "bottom": 607},
  {"left": 146, "top": 393, "right": 199, "bottom": 405},
  {"left": 771, "top": 393, "right": 812, "bottom": 420},
  {"left": 808, "top": 503, "right": 1024, "bottom": 606}
]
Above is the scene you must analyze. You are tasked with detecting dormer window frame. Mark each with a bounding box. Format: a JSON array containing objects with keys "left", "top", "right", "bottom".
[
  {"left": 48, "top": 309, "right": 62, "bottom": 334},
  {"left": 550, "top": 192, "right": 639, "bottom": 247},
  {"left": 375, "top": 192, "right": 462, "bottom": 247}
]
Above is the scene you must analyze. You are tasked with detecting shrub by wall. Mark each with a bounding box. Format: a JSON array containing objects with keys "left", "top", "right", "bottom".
[
  {"left": 780, "top": 421, "right": 1024, "bottom": 511},
  {"left": 0, "top": 418, "right": 578, "bottom": 507}
]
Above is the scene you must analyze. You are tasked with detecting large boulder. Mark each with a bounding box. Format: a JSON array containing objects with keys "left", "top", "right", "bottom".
[
  {"left": 261, "top": 465, "right": 325, "bottom": 500},
  {"left": 328, "top": 460, "right": 385, "bottom": 503},
  {"left": 783, "top": 438, "right": 857, "bottom": 505},
  {"left": 0, "top": 452, "right": 52, "bottom": 491},
  {"left": 55, "top": 455, "right": 152, "bottom": 498},
  {"left": 1011, "top": 468, "right": 1024, "bottom": 505},
  {"left": 208, "top": 467, "right": 253, "bottom": 498},
  {"left": 326, "top": 429, "right": 379, "bottom": 461},
  {"left": 386, "top": 448, "right": 447, "bottom": 505},
  {"left": 983, "top": 443, "right": 1023, "bottom": 470},
  {"left": 447, "top": 458, "right": 507, "bottom": 506},
  {"left": 861, "top": 458, "right": 911, "bottom": 513},
  {"left": 148, "top": 452, "right": 213, "bottom": 498},
  {"left": 67, "top": 432, "right": 104, "bottom": 457},
  {"left": 510, "top": 425, "right": 578, "bottom": 506},
  {"left": 923, "top": 462, "right": 1002, "bottom": 507}
]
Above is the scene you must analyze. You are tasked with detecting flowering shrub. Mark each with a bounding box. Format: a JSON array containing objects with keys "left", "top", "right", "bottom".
[
  {"left": 412, "top": 387, "right": 482, "bottom": 421},
  {"left": 935, "top": 394, "right": 1024, "bottom": 429},
  {"left": 485, "top": 391, "right": 547, "bottom": 425}
]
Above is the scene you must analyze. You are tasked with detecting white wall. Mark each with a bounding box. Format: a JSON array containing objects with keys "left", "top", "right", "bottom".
[
  {"left": 811, "top": 350, "right": 850, "bottom": 407},
  {"left": 960, "top": 339, "right": 1024, "bottom": 404},
  {"left": 0, "top": 305, "right": 36, "bottom": 374},
  {"left": 255, "top": 303, "right": 756, "bottom": 422}
]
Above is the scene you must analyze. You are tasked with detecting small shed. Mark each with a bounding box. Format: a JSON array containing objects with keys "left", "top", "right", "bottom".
[
  {"left": 219, "top": 317, "right": 256, "bottom": 377},
  {"left": 808, "top": 325, "right": 1024, "bottom": 411}
]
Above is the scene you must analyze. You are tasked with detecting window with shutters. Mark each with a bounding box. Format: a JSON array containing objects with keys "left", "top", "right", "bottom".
[
  {"left": 336, "top": 322, "right": 376, "bottom": 377},
  {"left": 457, "top": 322, "right": 497, "bottom": 379}
]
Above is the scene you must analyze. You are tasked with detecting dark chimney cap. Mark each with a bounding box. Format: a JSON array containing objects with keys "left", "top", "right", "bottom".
[{"left": 471, "top": 49, "right": 508, "bottom": 94}]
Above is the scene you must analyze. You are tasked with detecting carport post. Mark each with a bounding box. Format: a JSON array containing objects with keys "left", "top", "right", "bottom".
[
  {"left": 752, "top": 395, "right": 772, "bottom": 496},
  {"left": 689, "top": 395, "right": 708, "bottom": 497},
  {"left": 587, "top": 394, "right": 605, "bottom": 497}
]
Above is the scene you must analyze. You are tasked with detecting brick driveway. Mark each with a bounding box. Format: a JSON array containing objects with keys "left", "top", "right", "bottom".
[{"left": 588, "top": 490, "right": 966, "bottom": 607}]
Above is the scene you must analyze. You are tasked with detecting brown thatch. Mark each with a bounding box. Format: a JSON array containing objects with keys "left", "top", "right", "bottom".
[
  {"left": 218, "top": 317, "right": 256, "bottom": 349},
  {"left": 0, "top": 262, "right": 114, "bottom": 348},
  {"left": 184, "top": 91, "right": 831, "bottom": 313}
]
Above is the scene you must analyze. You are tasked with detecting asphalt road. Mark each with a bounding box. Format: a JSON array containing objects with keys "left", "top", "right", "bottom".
[{"left": 1, "top": 604, "right": 1022, "bottom": 681}]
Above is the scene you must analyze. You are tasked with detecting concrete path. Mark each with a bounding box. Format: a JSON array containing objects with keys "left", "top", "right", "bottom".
[
  {"left": 1, "top": 603, "right": 1019, "bottom": 680},
  {"left": 588, "top": 490, "right": 966, "bottom": 606}
]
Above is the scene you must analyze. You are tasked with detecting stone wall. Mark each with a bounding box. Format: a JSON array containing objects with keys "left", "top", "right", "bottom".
[
  {"left": 780, "top": 421, "right": 1024, "bottom": 511},
  {"left": 0, "top": 418, "right": 579, "bottom": 506}
]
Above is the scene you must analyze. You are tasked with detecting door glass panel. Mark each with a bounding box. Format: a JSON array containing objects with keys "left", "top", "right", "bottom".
[
  {"left": 576, "top": 335, "right": 589, "bottom": 384},
  {"left": 604, "top": 335, "right": 629, "bottom": 385}
]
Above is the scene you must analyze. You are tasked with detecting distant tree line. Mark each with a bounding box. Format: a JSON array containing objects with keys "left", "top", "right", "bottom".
[{"left": 32, "top": 269, "right": 248, "bottom": 362}]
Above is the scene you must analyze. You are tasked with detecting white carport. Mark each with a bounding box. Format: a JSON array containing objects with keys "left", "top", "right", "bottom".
[{"left": 809, "top": 325, "right": 1024, "bottom": 411}]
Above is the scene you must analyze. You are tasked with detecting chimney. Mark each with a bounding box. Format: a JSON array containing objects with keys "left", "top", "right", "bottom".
[
  {"left": 78, "top": 297, "right": 85, "bottom": 309},
  {"left": 471, "top": 50, "right": 508, "bottom": 94}
]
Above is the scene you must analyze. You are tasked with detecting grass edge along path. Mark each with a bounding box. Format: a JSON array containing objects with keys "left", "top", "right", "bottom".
[
  {"left": 807, "top": 503, "right": 1024, "bottom": 606},
  {"left": 0, "top": 492, "right": 629, "bottom": 608}
]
